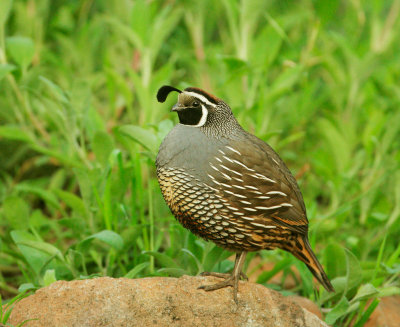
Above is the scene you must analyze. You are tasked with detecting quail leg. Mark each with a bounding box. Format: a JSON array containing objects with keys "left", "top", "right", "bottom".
[
  {"left": 200, "top": 271, "right": 248, "bottom": 280},
  {"left": 198, "top": 251, "right": 247, "bottom": 303},
  {"left": 200, "top": 253, "right": 248, "bottom": 280}
]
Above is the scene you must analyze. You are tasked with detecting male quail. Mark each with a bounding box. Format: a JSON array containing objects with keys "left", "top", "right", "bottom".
[{"left": 156, "top": 85, "right": 334, "bottom": 302}]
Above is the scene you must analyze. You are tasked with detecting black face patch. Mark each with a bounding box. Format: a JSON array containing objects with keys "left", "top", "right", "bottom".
[{"left": 177, "top": 106, "right": 203, "bottom": 126}]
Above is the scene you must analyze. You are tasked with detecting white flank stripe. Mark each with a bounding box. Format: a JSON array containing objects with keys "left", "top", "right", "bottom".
[
  {"left": 256, "top": 196, "right": 270, "bottom": 200},
  {"left": 232, "top": 159, "right": 256, "bottom": 172},
  {"left": 220, "top": 183, "right": 232, "bottom": 188},
  {"left": 225, "top": 167, "right": 242, "bottom": 177},
  {"left": 267, "top": 191, "right": 287, "bottom": 196},
  {"left": 219, "top": 164, "right": 232, "bottom": 172},
  {"left": 244, "top": 185, "right": 258, "bottom": 190},
  {"left": 232, "top": 184, "right": 246, "bottom": 190},
  {"left": 215, "top": 157, "right": 222, "bottom": 163},
  {"left": 205, "top": 183, "right": 218, "bottom": 192},
  {"left": 209, "top": 163, "right": 219, "bottom": 172},
  {"left": 250, "top": 222, "right": 276, "bottom": 229},
  {"left": 232, "top": 211, "right": 244, "bottom": 216},
  {"left": 218, "top": 149, "right": 226, "bottom": 155},
  {"left": 255, "top": 205, "right": 282, "bottom": 210},
  {"left": 234, "top": 193, "right": 247, "bottom": 199},
  {"left": 244, "top": 207, "right": 257, "bottom": 212},
  {"left": 222, "top": 155, "right": 234, "bottom": 163},
  {"left": 226, "top": 146, "right": 241, "bottom": 155},
  {"left": 240, "top": 200, "right": 252, "bottom": 205},
  {"left": 220, "top": 172, "right": 232, "bottom": 180},
  {"left": 249, "top": 173, "right": 276, "bottom": 183},
  {"left": 241, "top": 216, "right": 255, "bottom": 221},
  {"left": 224, "top": 190, "right": 245, "bottom": 199},
  {"left": 281, "top": 203, "right": 293, "bottom": 207}
]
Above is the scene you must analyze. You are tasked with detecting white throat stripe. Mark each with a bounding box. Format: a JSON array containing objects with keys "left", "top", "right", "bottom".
[
  {"left": 193, "top": 104, "right": 208, "bottom": 127},
  {"left": 184, "top": 91, "right": 217, "bottom": 107}
]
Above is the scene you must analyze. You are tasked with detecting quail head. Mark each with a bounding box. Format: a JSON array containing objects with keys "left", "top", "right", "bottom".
[{"left": 155, "top": 85, "right": 334, "bottom": 303}]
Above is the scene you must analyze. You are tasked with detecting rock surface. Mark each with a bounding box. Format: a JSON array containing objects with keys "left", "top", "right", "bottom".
[
  {"left": 8, "top": 276, "right": 328, "bottom": 327},
  {"left": 365, "top": 295, "right": 400, "bottom": 327}
]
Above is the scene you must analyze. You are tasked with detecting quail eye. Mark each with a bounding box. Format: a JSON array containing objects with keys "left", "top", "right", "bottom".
[{"left": 192, "top": 101, "right": 200, "bottom": 107}]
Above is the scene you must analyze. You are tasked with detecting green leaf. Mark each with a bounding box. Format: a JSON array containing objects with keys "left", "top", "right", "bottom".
[
  {"left": 117, "top": 125, "right": 158, "bottom": 154},
  {"left": 323, "top": 276, "right": 346, "bottom": 302},
  {"left": 221, "top": 56, "right": 248, "bottom": 71},
  {"left": 318, "top": 118, "right": 351, "bottom": 173},
  {"left": 0, "top": 125, "right": 32, "bottom": 142},
  {"left": 0, "top": 0, "right": 13, "bottom": 26},
  {"left": 55, "top": 189, "right": 87, "bottom": 218},
  {"left": 73, "top": 167, "right": 99, "bottom": 207},
  {"left": 0, "top": 63, "right": 16, "bottom": 81},
  {"left": 376, "top": 286, "right": 400, "bottom": 297},
  {"left": 16, "top": 240, "right": 64, "bottom": 261},
  {"left": 266, "top": 65, "right": 303, "bottom": 100},
  {"left": 294, "top": 259, "right": 314, "bottom": 295},
  {"left": 43, "top": 269, "right": 57, "bottom": 286},
  {"left": 6, "top": 36, "right": 35, "bottom": 70},
  {"left": 157, "top": 267, "right": 188, "bottom": 277},
  {"left": 325, "top": 296, "right": 350, "bottom": 325},
  {"left": 256, "top": 257, "right": 292, "bottom": 284},
  {"left": 39, "top": 76, "right": 70, "bottom": 104},
  {"left": 79, "top": 230, "right": 124, "bottom": 251},
  {"left": 142, "top": 251, "right": 179, "bottom": 269},
  {"left": 10, "top": 230, "right": 63, "bottom": 275},
  {"left": 325, "top": 243, "right": 347, "bottom": 280},
  {"left": 157, "top": 119, "right": 174, "bottom": 141},
  {"left": 2, "top": 196, "right": 30, "bottom": 229},
  {"left": 124, "top": 262, "right": 150, "bottom": 279},
  {"left": 18, "top": 283, "right": 36, "bottom": 293},
  {"left": 203, "top": 245, "right": 231, "bottom": 272},
  {"left": 351, "top": 283, "right": 379, "bottom": 302},
  {"left": 353, "top": 298, "right": 380, "bottom": 327},
  {"left": 91, "top": 130, "right": 114, "bottom": 165},
  {"left": 344, "top": 248, "right": 363, "bottom": 289},
  {"left": 15, "top": 183, "right": 60, "bottom": 209}
]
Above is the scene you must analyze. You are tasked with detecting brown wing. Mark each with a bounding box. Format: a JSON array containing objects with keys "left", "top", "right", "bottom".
[{"left": 206, "top": 136, "right": 308, "bottom": 234}]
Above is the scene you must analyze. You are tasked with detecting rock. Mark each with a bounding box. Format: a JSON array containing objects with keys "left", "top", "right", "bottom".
[
  {"left": 8, "top": 276, "right": 328, "bottom": 327},
  {"left": 364, "top": 295, "right": 400, "bottom": 327},
  {"left": 288, "top": 295, "right": 323, "bottom": 320}
]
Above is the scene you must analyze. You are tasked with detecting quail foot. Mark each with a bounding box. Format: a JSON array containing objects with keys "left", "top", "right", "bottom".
[{"left": 156, "top": 85, "right": 335, "bottom": 303}]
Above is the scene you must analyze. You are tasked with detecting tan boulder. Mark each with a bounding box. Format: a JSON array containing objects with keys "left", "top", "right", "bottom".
[
  {"left": 8, "top": 276, "right": 328, "bottom": 327},
  {"left": 364, "top": 295, "right": 400, "bottom": 327}
]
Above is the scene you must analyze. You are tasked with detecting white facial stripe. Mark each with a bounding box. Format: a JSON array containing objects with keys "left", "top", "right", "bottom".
[
  {"left": 192, "top": 104, "right": 208, "bottom": 127},
  {"left": 184, "top": 91, "right": 217, "bottom": 107}
]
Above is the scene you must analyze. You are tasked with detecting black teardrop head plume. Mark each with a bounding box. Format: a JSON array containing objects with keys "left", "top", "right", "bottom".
[{"left": 157, "top": 85, "right": 182, "bottom": 103}]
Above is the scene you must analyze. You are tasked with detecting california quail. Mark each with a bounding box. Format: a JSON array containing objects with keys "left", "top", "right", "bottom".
[{"left": 156, "top": 85, "right": 335, "bottom": 303}]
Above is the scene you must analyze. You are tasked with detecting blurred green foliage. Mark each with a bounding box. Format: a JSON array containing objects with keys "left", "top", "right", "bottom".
[{"left": 0, "top": 0, "right": 399, "bottom": 325}]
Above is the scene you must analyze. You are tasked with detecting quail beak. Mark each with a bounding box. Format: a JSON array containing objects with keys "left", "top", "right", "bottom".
[{"left": 171, "top": 104, "right": 184, "bottom": 112}]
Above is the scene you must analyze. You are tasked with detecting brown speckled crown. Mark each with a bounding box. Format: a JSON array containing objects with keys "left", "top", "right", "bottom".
[{"left": 184, "top": 87, "right": 221, "bottom": 104}]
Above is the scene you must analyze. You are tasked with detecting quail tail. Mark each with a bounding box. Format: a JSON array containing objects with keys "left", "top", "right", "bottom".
[{"left": 290, "top": 236, "right": 335, "bottom": 292}]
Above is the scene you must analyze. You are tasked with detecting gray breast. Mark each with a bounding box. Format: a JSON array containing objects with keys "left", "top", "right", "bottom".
[{"left": 156, "top": 124, "right": 224, "bottom": 183}]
